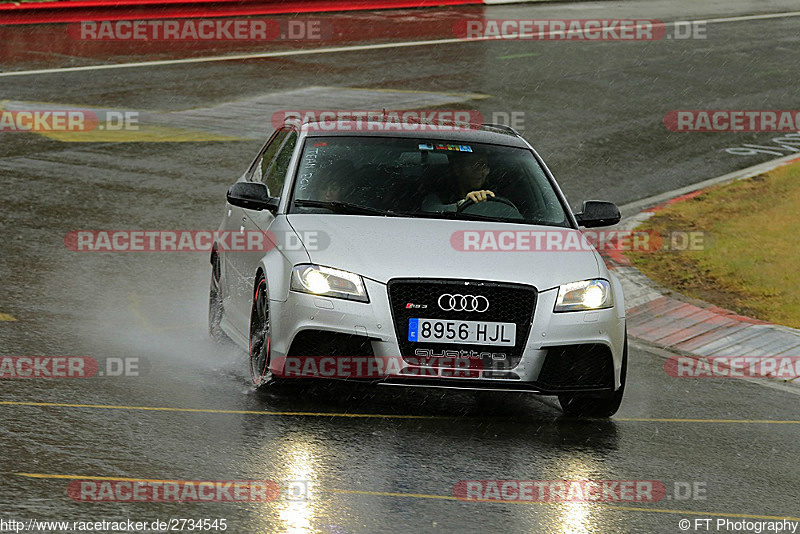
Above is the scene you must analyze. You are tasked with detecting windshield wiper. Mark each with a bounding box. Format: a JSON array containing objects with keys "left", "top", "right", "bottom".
[
  {"left": 423, "top": 210, "right": 523, "bottom": 223},
  {"left": 294, "top": 199, "right": 406, "bottom": 217}
]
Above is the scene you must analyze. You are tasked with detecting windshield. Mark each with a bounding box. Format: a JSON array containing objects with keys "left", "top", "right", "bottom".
[{"left": 289, "top": 136, "right": 571, "bottom": 227}]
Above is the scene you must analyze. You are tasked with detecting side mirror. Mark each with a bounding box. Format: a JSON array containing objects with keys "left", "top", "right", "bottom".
[
  {"left": 227, "top": 182, "right": 279, "bottom": 213},
  {"left": 575, "top": 200, "right": 621, "bottom": 228}
]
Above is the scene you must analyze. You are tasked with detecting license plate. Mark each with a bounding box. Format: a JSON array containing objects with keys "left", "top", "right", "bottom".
[{"left": 408, "top": 318, "right": 516, "bottom": 346}]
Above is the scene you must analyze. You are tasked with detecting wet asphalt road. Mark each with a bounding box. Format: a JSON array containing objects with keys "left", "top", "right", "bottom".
[{"left": 1, "top": 0, "right": 800, "bottom": 532}]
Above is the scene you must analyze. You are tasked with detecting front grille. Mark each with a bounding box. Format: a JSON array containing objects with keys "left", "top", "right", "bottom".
[
  {"left": 536, "top": 344, "right": 614, "bottom": 390},
  {"left": 387, "top": 279, "right": 537, "bottom": 370},
  {"left": 287, "top": 330, "right": 374, "bottom": 357}
]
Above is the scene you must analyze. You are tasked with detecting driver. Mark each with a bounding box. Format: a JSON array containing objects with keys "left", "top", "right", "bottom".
[
  {"left": 421, "top": 151, "right": 495, "bottom": 212},
  {"left": 314, "top": 159, "right": 356, "bottom": 202}
]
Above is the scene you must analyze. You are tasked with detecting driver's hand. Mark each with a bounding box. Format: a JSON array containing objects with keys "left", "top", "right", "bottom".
[{"left": 465, "top": 190, "right": 495, "bottom": 203}]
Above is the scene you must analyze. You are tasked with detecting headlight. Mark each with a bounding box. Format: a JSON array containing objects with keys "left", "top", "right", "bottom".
[
  {"left": 554, "top": 279, "right": 613, "bottom": 312},
  {"left": 290, "top": 264, "right": 369, "bottom": 303}
]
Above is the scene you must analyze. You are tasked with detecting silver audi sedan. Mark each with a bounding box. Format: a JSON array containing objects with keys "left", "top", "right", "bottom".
[{"left": 209, "top": 119, "right": 627, "bottom": 416}]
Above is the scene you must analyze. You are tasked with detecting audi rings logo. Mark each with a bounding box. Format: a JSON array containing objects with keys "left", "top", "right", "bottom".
[{"left": 437, "top": 294, "right": 489, "bottom": 313}]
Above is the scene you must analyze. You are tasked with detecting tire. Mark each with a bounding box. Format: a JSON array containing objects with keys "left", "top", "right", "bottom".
[
  {"left": 208, "top": 252, "right": 230, "bottom": 343},
  {"left": 249, "top": 275, "right": 276, "bottom": 388},
  {"left": 558, "top": 333, "right": 627, "bottom": 418}
]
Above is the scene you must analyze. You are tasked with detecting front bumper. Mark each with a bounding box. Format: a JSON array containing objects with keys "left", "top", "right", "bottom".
[{"left": 268, "top": 278, "right": 626, "bottom": 393}]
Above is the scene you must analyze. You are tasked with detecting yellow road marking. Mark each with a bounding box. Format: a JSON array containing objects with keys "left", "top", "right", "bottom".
[
  {"left": 0, "top": 99, "right": 241, "bottom": 143},
  {"left": 1, "top": 400, "right": 798, "bottom": 424},
  {"left": 332, "top": 489, "right": 461, "bottom": 501},
  {"left": 16, "top": 473, "right": 261, "bottom": 488},
  {"left": 616, "top": 417, "right": 800, "bottom": 425},
  {"left": 0, "top": 313, "right": 17, "bottom": 321},
  {"left": 16, "top": 475, "right": 798, "bottom": 522},
  {"left": 0, "top": 400, "right": 443, "bottom": 419},
  {"left": 39, "top": 127, "right": 239, "bottom": 143}
]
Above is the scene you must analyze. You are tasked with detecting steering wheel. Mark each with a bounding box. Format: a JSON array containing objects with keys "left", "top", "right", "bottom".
[{"left": 457, "top": 195, "right": 520, "bottom": 213}]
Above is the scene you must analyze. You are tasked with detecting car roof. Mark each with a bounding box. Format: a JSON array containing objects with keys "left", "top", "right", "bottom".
[{"left": 292, "top": 118, "right": 531, "bottom": 148}]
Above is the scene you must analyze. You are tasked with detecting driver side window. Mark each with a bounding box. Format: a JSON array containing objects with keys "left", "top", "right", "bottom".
[{"left": 251, "top": 129, "right": 298, "bottom": 197}]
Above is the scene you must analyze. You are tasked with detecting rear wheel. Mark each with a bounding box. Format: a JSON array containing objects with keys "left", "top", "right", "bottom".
[
  {"left": 249, "top": 275, "right": 275, "bottom": 388},
  {"left": 558, "top": 333, "right": 627, "bottom": 418}
]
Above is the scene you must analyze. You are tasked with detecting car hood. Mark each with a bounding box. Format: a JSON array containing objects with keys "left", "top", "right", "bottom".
[{"left": 286, "top": 214, "right": 602, "bottom": 290}]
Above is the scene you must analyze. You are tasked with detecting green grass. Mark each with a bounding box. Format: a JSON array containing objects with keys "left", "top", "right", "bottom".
[{"left": 625, "top": 160, "right": 800, "bottom": 328}]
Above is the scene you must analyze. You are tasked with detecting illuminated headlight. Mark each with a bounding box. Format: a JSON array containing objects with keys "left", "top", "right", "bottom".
[
  {"left": 290, "top": 264, "right": 369, "bottom": 303},
  {"left": 554, "top": 279, "right": 613, "bottom": 312}
]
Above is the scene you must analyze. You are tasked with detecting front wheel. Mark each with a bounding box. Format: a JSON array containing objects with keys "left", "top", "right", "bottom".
[
  {"left": 558, "top": 334, "right": 627, "bottom": 418},
  {"left": 249, "top": 275, "right": 276, "bottom": 388}
]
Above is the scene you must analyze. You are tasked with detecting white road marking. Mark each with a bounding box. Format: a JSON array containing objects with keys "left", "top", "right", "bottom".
[{"left": 1, "top": 12, "right": 800, "bottom": 78}]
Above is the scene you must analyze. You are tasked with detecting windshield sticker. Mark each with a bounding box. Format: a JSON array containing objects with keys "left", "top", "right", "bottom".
[
  {"left": 418, "top": 143, "right": 434, "bottom": 151},
  {"left": 433, "top": 144, "right": 473, "bottom": 152}
]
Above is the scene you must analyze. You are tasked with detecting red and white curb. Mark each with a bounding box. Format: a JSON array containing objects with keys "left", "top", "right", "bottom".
[
  {"left": 607, "top": 153, "right": 800, "bottom": 388},
  {"left": 0, "top": 0, "right": 555, "bottom": 26}
]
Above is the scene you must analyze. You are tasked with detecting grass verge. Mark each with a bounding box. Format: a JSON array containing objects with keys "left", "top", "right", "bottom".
[{"left": 625, "top": 159, "right": 800, "bottom": 329}]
